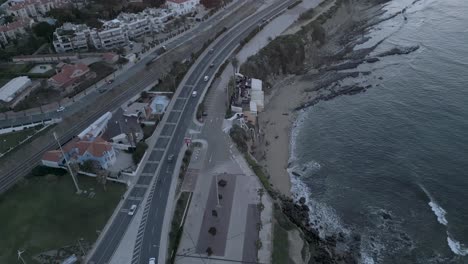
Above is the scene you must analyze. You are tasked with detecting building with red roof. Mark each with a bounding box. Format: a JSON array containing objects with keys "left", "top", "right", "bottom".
[
  {"left": 0, "top": 17, "right": 34, "bottom": 45},
  {"left": 48, "top": 63, "right": 91, "bottom": 90},
  {"left": 41, "top": 136, "right": 117, "bottom": 170}
]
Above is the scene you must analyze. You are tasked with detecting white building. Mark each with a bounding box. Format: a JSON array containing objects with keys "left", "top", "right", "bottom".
[
  {"left": 53, "top": 23, "right": 91, "bottom": 53},
  {"left": 3, "top": 0, "right": 70, "bottom": 18},
  {"left": 0, "top": 17, "right": 33, "bottom": 45},
  {"left": 0, "top": 76, "right": 31, "bottom": 103},
  {"left": 166, "top": 0, "right": 199, "bottom": 15},
  {"left": 52, "top": 8, "right": 176, "bottom": 53}
]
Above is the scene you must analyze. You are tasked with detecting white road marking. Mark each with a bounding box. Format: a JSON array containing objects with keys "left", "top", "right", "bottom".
[{"left": 209, "top": 153, "right": 213, "bottom": 163}]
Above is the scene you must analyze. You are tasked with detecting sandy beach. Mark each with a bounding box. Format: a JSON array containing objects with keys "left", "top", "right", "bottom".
[{"left": 255, "top": 77, "right": 311, "bottom": 196}]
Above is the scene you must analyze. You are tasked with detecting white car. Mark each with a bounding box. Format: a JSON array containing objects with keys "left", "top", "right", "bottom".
[
  {"left": 149, "top": 257, "right": 156, "bottom": 264},
  {"left": 203, "top": 75, "right": 209, "bottom": 82},
  {"left": 56, "top": 106, "right": 65, "bottom": 112},
  {"left": 128, "top": 204, "right": 137, "bottom": 216},
  {"left": 192, "top": 91, "right": 197, "bottom": 97}
]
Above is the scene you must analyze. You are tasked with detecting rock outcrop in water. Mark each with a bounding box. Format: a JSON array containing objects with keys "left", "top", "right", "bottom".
[
  {"left": 280, "top": 196, "right": 361, "bottom": 264},
  {"left": 377, "top": 45, "right": 420, "bottom": 57}
]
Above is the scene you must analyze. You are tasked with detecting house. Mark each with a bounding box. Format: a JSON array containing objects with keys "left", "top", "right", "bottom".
[
  {"left": 0, "top": 76, "right": 31, "bottom": 103},
  {"left": 166, "top": 0, "right": 199, "bottom": 15},
  {"left": 0, "top": 17, "right": 33, "bottom": 45},
  {"left": 48, "top": 63, "right": 90, "bottom": 90},
  {"left": 41, "top": 150, "right": 65, "bottom": 168},
  {"left": 41, "top": 136, "right": 117, "bottom": 170},
  {"left": 4, "top": 0, "right": 70, "bottom": 18},
  {"left": 230, "top": 74, "right": 265, "bottom": 124},
  {"left": 101, "top": 108, "right": 143, "bottom": 147}
]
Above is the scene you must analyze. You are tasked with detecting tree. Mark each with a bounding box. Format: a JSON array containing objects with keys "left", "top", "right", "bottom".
[
  {"left": 200, "top": 0, "right": 222, "bottom": 9},
  {"left": 132, "top": 141, "right": 148, "bottom": 164},
  {"left": 33, "top": 22, "right": 56, "bottom": 42},
  {"left": 230, "top": 56, "right": 238, "bottom": 75},
  {"left": 4, "top": 15, "right": 14, "bottom": 23}
]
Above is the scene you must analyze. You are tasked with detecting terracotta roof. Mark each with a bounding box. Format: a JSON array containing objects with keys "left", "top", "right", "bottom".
[
  {"left": 49, "top": 63, "right": 89, "bottom": 87},
  {"left": 0, "top": 18, "right": 32, "bottom": 32},
  {"left": 102, "top": 52, "right": 117, "bottom": 61},
  {"left": 42, "top": 150, "right": 63, "bottom": 162}
]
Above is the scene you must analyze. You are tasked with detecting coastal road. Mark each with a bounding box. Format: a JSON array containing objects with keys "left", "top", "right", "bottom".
[
  {"left": 131, "top": 1, "right": 297, "bottom": 264},
  {"left": 89, "top": 0, "right": 296, "bottom": 263},
  {"left": 0, "top": 1, "right": 254, "bottom": 194}
]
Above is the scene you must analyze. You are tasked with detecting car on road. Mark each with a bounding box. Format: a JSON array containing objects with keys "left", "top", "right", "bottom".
[
  {"left": 209, "top": 63, "right": 214, "bottom": 68},
  {"left": 98, "top": 88, "right": 107, "bottom": 93},
  {"left": 149, "top": 257, "right": 156, "bottom": 264},
  {"left": 167, "top": 154, "right": 174, "bottom": 162},
  {"left": 208, "top": 48, "right": 214, "bottom": 54},
  {"left": 128, "top": 204, "right": 137, "bottom": 216},
  {"left": 202, "top": 111, "right": 208, "bottom": 117},
  {"left": 192, "top": 91, "right": 197, "bottom": 97},
  {"left": 204, "top": 75, "right": 209, "bottom": 82},
  {"left": 56, "top": 106, "right": 65, "bottom": 112}
]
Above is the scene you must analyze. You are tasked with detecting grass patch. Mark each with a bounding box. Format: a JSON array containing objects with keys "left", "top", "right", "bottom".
[
  {"left": 273, "top": 203, "right": 296, "bottom": 231},
  {"left": 168, "top": 191, "right": 192, "bottom": 264},
  {"left": 0, "top": 174, "right": 125, "bottom": 263},
  {"left": 0, "top": 126, "right": 43, "bottom": 153},
  {"left": 244, "top": 153, "right": 275, "bottom": 197},
  {"left": 272, "top": 221, "right": 290, "bottom": 264}
]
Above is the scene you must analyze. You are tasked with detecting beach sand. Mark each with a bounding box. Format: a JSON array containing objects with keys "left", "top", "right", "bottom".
[{"left": 255, "top": 78, "right": 311, "bottom": 196}]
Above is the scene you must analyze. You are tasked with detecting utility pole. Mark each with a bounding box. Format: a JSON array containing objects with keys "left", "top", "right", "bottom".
[{"left": 53, "top": 132, "right": 81, "bottom": 194}]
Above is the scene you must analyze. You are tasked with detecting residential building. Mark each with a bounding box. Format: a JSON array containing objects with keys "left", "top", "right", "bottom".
[
  {"left": 166, "top": 0, "right": 199, "bottom": 15},
  {"left": 101, "top": 108, "right": 143, "bottom": 147},
  {"left": 0, "top": 17, "right": 33, "bottom": 45},
  {"left": 230, "top": 74, "right": 265, "bottom": 124},
  {"left": 4, "top": 0, "right": 70, "bottom": 18},
  {"left": 0, "top": 76, "right": 31, "bottom": 102},
  {"left": 51, "top": 8, "right": 175, "bottom": 53},
  {"left": 53, "top": 23, "right": 91, "bottom": 53},
  {"left": 41, "top": 136, "right": 117, "bottom": 170},
  {"left": 48, "top": 63, "right": 91, "bottom": 89}
]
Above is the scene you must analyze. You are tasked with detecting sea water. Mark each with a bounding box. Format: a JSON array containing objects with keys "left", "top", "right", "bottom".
[{"left": 289, "top": 0, "right": 468, "bottom": 262}]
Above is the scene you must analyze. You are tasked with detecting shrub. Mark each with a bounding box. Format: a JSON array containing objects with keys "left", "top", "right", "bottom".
[
  {"left": 132, "top": 142, "right": 148, "bottom": 165},
  {"left": 30, "top": 165, "right": 66, "bottom": 177}
]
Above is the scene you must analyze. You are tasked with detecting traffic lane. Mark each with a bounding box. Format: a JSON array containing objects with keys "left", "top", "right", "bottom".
[{"left": 89, "top": 214, "right": 133, "bottom": 263}]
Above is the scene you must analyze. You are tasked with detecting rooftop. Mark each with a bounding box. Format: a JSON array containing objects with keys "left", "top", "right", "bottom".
[
  {"left": 0, "top": 76, "right": 31, "bottom": 102},
  {"left": 49, "top": 63, "right": 90, "bottom": 87}
]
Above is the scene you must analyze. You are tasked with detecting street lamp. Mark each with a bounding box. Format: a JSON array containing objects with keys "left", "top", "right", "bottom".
[{"left": 53, "top": 132, "right": 81, "bottom": 194}]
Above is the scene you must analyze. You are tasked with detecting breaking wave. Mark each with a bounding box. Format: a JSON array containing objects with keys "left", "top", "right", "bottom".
[
  {"left": 420, "top": 184, "right": 468, "bottom": 256},
  {"left": 447, "top": 234, "right": 468, "bottom": 256}
]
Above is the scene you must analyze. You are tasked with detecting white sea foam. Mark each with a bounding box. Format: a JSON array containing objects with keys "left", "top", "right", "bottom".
[
  {"left": 419, "top": 184, "right": 448, "bottom": 226},
  {"left": 447, "top": 234, "right": 468, "bottom": 256},
  {"left": 428, "top": 201, "right": 448, "bottom": 226}
]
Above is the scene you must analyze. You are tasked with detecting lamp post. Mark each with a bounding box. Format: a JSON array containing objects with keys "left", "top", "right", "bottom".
[{"left": 53, "top": 132, "right": 81, "bottom": 193}]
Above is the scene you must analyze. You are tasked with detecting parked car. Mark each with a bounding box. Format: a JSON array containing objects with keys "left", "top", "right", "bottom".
[
  {"left": 149, "top": 257, "right": 156, "bottom": 264},
  {"left": 107, "top": 79, "right": 114, "bottom": 84},
  {"left": 56, "top": 106, "right": 65, "bottom": 112},
  {"left": 204, "top": 75, "right": 209, "bottom": 82},
  {"left": 192, "top": 91, "right": 198, "bottom": 97},
  {"left": 128, "top": 204, "right": 137, "bottom": 216}
]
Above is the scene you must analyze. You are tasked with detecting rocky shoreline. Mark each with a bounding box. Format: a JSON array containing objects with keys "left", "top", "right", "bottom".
[{"left": 238, "top": 0, "right": 424, "bottom": 263}]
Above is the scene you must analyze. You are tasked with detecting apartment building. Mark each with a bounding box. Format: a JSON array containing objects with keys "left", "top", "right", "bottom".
[
  {"left": 0, "top": 17, "right": 34, "bottom": 45},
  {"left": 52, "top": 8, "right": 176, "bottom": 52},
  {"left": 53, "top": 23, "right": 91, "bottom": 53},
  {"left": 3, "top": 0, "right": 69, "bottom": 18},
  {"left": 166, "top": 0, "right": 199, "bottom": 15}
]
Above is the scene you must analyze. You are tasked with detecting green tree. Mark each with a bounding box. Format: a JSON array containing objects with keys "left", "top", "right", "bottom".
[
  {"left": 132, "top": 141, "right": 148, "bottom": 164},
  {"left": 33, "top": 22, "right": 56, "bottom": 42}
]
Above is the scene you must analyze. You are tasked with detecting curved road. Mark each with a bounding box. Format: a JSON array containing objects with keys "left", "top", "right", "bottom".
[{"left": 88, "top": 0, "right": 296, "bottom": 264}]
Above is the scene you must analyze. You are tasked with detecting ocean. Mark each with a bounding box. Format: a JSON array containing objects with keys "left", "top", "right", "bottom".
[{"left": 288, "top": 0, "right": 468, "bottom": 263}]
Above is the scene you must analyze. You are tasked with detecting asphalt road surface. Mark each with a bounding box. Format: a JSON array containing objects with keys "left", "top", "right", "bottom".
[{"left": 127, "top": 1, "right": 296, "bottom": 264}]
